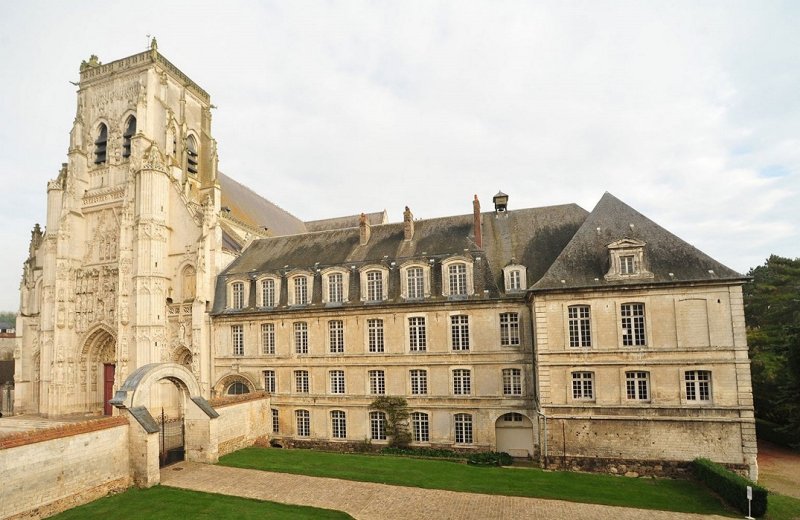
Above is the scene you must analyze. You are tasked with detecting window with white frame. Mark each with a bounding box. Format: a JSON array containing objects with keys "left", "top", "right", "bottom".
[
  {"left": 621, "top": 303, "right": 646, "bottom": 346},
  {"left": 294, "top": 370, "right": 309, "bottom": 393},
  {"left": 572, "top": 371, "right": 594, "bottom": 400},
  {"left": 450, "top": 315, "right": 470, "bottom": 351},
  {"left": 410, "top": 369, "right": 428, "bottom": 395},
  {"left": 685, "top": 370, "right": 712, "bottom": 402},
  {"left": 412, "top": 412, "right": 429, "bottom": 442},
  {"left": 293, "top": 276, "right": 309, "bottom": 305},
  {"left": 295, "top": 409, "right": 310, "bottom": 437},
  {"left": 369, "top": 370, "right": 385, "bottom": 395},
  {"left": 330, "top": 370, "right": 345, "bottom": 394},
  {"left": 453, "top": 368, "right": 471, "bottom": 395},
  {"left": 294, "top": 322, "right": 308, "bottom": 354},
  {"left": 261, "top": 278, "right": 276, "bottom": 307},
  {"left": 231, "top": 281, "right": 245, "bottom": 309},
  {"left": 605, "top": 239, "right": 653, "bottom": 281},
  {"left": 448, "top": 263, "right": 468, "bottom": 296},
  {"left": 271, "top": 408, "right": 279, "bottom": 433},
  {"left": 261, "top": 323, "right": 275, "bottom": 355},
  {"left": 408, "top": 317, "right": 427, "bottom": 351},
  {"left": 263, "top": 370, "right": 276, "bottom": 393},
  {"left": 454, "top": 413, "right": 473, "bottom": 444},
  {"left": 367, "top": 319, "right": 384, "bottom": 353},
  {"left": 366, "top": 270, "right": 383, "bottom": 301},
  {"left": 407, "top": 267, "right": 425, "bottom": 300},
  {"left": 329, "top": 320, "right": 344, "bottom": 353},
  {"left": 502, "top": 264, "right": 527, "bottom": 293},
  {"left": 500, "top": 312, "right": 520, "bottom": 346},
  {"left": 232, "top": 324, "right": 244, "bottom": 356},
  {"left": 568, "top": 305, "right": 592, "bottom": 348},
  {"left": 621, "top": 255, "right": 636, "bottom": 274},
  {"left": 370, "top": 411, "right": 387, "bottom": 440},
  {"left": 331, "top": 410, "right": 347, "bottom": 439},
  {"left": 626, "top": 371, "right": 649, "bottom": 401},
  {"left": 502, "top": 368, "right": 522, "bottom": 396},
  {"left": 328, "top": 272, "right": 344, "bottom": 303}
]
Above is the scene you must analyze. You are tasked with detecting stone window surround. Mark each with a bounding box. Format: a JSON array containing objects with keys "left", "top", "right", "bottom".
[
  {"left": 502, "top": 367, "right": 523, "bottom": 396},
  {"left": 681, "top": 368, "right": 714, "bottom": 405},
  {"left": 327, "top": 319, "right": 345, "bottom": 354},
  {"left": 570, "top": 369, "right": 595, "bottom": 402},
  {"left": 566, "top": 304, "right": 592, "bottom": 348},
  {"left": 623, "top": 369, "right": 651, "bottom": 402},
  {"left": 359, "top": 265, "right": 389, "bottom": 302},
  {"left": 330, "top": 409, "right": 347, "bottom": 439},
  {"left": 451, "top": 366, "right": 472, "bottom": 396},
  {"left": 366, "top": 318, "right": 385, "bottom": 353},
  {"left": 321, "top": 267, "right": 349, "bottom": 304},
  {"left": 329, "top": 369, "right": 346, "bottom": 394},
  {"left": 453, "top": 412, "right": 474, "bottom": 444},
  {"left": 295, "top": 409, "right": 311, "bottom": 437},
  {"left": 406, "top": 313, "right": 428, "bottom": 352},
  {"left": 368, "top": 369, "right": 386, "bottom": 395},
  {"left": 226, "top": 277, "right": 250, "bottom": 310},
  {"left": 498, "top": 311, "right": 521, "bottom": 347},
  {"left": 287, "top": 270, "right": 314, "bottom": 306},
  {"left": 409, "top": 368, "right": 428, "bottom": 395},
  {"left": 449, "top": 312, "right": 471, "bottom": 351},
  {"left": 441, "top": 256, "right": 475, "bottom": 298},
  {"left": 399, "top": 261, "right": 432, "bottom": 300},
  {"left": 256, "top": 275, "right": 281, "bottom": 308},
  {"left": 604, "top": 238, "right": 654, "bottom": 281},
  {"left": 502, "top": 264, "right": 527, "bottom": 293},
  {"left": 620, "top": 302, "right": 648, "bottom": 347},
  {"left": 411, "top": 410, "right": 430, "bottom": 443},
  {"left": 261, "top": 322, "right": 276, "bottom": 355}
]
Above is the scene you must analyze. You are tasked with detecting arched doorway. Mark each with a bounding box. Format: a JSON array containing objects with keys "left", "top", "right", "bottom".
[
  {"left": 495, "top": 412, "right": 534, "bottom": 457},
  {"left": 80, "top": 325, "right": 116, "bottom": 415}
]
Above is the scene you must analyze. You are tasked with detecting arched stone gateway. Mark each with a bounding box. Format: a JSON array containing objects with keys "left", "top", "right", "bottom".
[
  {"left": 495, "top": 412, "right": 534, "bottom": 458},
  {"left": 110, "top": 363, "right": 219, "bottom": 487}
]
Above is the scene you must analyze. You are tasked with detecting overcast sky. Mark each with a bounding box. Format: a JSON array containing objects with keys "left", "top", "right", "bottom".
[{"left": 1, "top": 1, "right": 798, "bottom": 311}]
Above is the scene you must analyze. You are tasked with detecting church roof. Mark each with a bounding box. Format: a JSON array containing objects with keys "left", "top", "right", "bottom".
[
  {"left": 218, "top": 173, "right": 307, "bottom": 236},
  {"left": 532, "top": 192, "right": 744, "bottom": 291}
]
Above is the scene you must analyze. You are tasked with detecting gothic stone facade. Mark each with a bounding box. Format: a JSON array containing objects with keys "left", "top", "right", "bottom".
[{"left": 16, "top": 47, "right": 757, "bottom": 477}]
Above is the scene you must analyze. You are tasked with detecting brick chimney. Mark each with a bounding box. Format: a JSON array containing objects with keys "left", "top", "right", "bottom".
[
  {"left": 359, "top": 212, "right": 371, "bottom": 245},
  {"left": 473, "top": 195, "right": 482, "bottom": 248},
  {"left": 403, "top": 206, "right": 414, "bottom": 241}
]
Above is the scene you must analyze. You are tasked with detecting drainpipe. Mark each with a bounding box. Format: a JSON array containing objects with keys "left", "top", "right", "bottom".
[{"left": 534, "top": 409, "right": 547, "bottom": 468}]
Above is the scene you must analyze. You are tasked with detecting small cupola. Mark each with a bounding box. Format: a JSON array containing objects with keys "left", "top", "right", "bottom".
[{"left": 493, "top": 190, "right": 509, "bottom": 212}]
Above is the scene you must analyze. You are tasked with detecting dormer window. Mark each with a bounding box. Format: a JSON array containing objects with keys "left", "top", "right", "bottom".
[
  {"left": 258, "top": 276, "right": 280, "bottom": 308},
  {"left": 449, "top": 264, "right": 467, "bottom": 296},
  {"left": 94, "top": 123, "right": 108, "bottom": 165},
  {"left": 186, "top": 135, "right": 199, "bottom": 175},
  {"left": 441, "top": 258, "right": 474, "bottom": 298},
  {"left": 294, "top": 276, "right": 308, "bottom": 305},
  {"left": 407, "top": 267, "right": 424, "bottom": 299},
  {"left": 122, "top": 115, "right": 136, "bottom": 159},
  {"left": 502, "top": 264, "right": 527, "bottom": 293},
  {"left": 230, "top": 281, "right": 245, "bottom": 309},
  {"left": 605, "top": 239, "right": 654, "bottom": 281},
  {"left": 366, "top": 270, "right": 383, "bottom": 301},
  {"left": 322, "top": 268, "right": 349, "bottom": 305},
  {"left": 399, "top": 262, "right": 431, "bottom": 300},
  {"left": 359, "top": 266, "right": 389, "bottom": 302}
]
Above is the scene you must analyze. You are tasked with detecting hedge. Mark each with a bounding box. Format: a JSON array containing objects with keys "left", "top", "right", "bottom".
[
  {"left": 692, "top": 458, "right": 767, "bottom": 517},
  {"left": 380, "top": 447, "right": 460, "bottom": 459},
  {"left": 467, "top": 451, "right": 513, "bottom": 466}
]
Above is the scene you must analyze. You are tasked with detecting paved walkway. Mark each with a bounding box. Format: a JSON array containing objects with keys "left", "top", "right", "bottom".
[
  {"left": 758, "top": 439, "right": 800, "bottom": 499},
  {"left": 161, "top": 462, "right": 729, "bottom": 520}
]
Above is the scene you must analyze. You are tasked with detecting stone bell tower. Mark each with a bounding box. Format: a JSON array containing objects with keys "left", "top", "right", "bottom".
[{"left": 17, "top": 40, "right": 224, "bottom": 416}]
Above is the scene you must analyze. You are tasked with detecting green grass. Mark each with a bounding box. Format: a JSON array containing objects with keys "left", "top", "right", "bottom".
[
  {"left": 766, "top": 493, "right": 800, "bottom": 520},
  {"left": 50, "top": 486, "right": 352, "bottom": 520},
  {"left": 219, "top": 447, "right": 732, "bottom": 516}
]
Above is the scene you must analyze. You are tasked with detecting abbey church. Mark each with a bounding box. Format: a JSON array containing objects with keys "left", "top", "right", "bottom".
[{"left": 14, "top": 44, "right": 758, "bottom": 478}]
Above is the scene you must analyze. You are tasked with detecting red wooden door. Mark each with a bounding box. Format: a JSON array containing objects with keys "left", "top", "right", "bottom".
[{"left": 103, "top": 364, "right": 115, "bottom": 416}]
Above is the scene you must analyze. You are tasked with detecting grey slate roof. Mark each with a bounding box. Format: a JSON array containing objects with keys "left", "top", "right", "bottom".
[
  {"left": 218, "top": 172, "right": 307, "bottom": 236},
  {"left": 532, "top": 192, "right": 744, "bottom": 291},
  {"left": 213, "top": 203, "right": 588, "bottom": 313},
  {"left": 305, "top": 211, "right": 388, "bottom": 232}
]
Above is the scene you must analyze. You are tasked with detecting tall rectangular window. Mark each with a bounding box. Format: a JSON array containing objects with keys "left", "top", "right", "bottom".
[
  {"left": 410, "top": 369, "right": 428, "bottom": 395},
  {"left": 261, "top": 323, "right": 275, "bottom": 355},
  {"left": 407, "top": 267, "right": 424, "bottom": 299},
  {"left": 232, "top": 324, "right": 244, "bottom": 356},
  {"left": 232, "top": 282, "right": 245, "bottom": 309},
  {"left": 369, "top": 370, "right": 385, "bottom": 395},
  {"left": 408, "top": 317, "right": 427, "bottom": 351},
  {"left": 370, "top": 411, "right": 387, "bottom": 440},
  {"left": 263, "top": 369, "right": 276, "bottom": 393},
  {"left": 451, "top": 315, "right": 470, "bottom": 351},
  {"left": 453, "top": 368, "right": 471, "bottom": 395},
  {"left": 568, "top": 306, "right": 591, "bottom": 347},
  {"left": 448, "top": 263, "right": 468, "bottom": 296},
  {"left": 294, "top": 370, "right": 309, "bottom": 393},
  {"left": 331, "top": 410, "right": 347, "bottom": 439},
  {"left": 295, "top": 410, "right": 310, "bottom": 437},
  {"left": 685, "top": 370, "right": 711, "bottom": 402},
  {"left": 411, "top": 412, "right": 429, "bottom": 442},
  {"left": 454, "top": 413, "right": 473, "bottom": 444},
  {"left": 294, "top": 322, "right": 308, "bottom": 354},
  {"left": 500, "top": 313, "right": 520, "bottom": 346},
  {"left": 271, "top": 408, "right": 279, "bottom": 433},
  {"left": 328, "top": 273, "right": 343, "bottom": 303},
  {"left": 626, "top": 371, "right": 649, "bottom": 400},
  {"left": 330, "top": 370, "right": 345, "bottom": 394},
  {"left": 502, "top": 368, "right": 522, "bottom": 396},
  {"left": 509, "top": 270, "right": 522, "bottom": 290},
  {"left": 367, "top": 319, "right": 384, "bottom": 353},
  {"left": 294, "top": 276, "right": 308, "bottom": 305},
  {"left": 621, "top": 303, "right": 646, "bottom": 346},
  {"left": 261, "top": 279, "right": 275, "bottom": 307},
  {"left": 366, "top": 270, "right": 383, "bottom": 301},
  {"left": 329, "top": 320, "right": 344, "bottom": 353},
  {"left": 621, "top": 255, "right": 636, "bottom": 274},
  {"left": 572, "top": 371, "right": 594, "bottom": 400}
]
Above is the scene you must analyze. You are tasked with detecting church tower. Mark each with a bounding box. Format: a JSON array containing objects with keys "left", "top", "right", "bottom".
[{"left": 17, "top": 41, "right": 224, "bottom": 416}]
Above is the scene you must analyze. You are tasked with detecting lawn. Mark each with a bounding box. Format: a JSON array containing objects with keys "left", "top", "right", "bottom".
[
  {"left": 765, "top": 493, "right": 800, "bottom": 520},
  {"left": 219, "top": 447, "right": 731, "bottom": 516},
  {"left": 50, "top": 486, "right": 352, "bottom": 520}
]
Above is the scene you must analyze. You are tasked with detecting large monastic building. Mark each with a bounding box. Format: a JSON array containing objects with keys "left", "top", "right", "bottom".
[{"left": 15, "top": 44, "right": 757, "bottom": 478}]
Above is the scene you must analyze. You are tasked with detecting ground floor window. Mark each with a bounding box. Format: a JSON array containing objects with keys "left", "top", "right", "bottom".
[
  {"left": 370, "top": 411, "right": 387, "bottom": 440},
  {"left": 412, "top": 411, "right": 429, "bottom": 442},
  {"left": 454, "top": 413, "right": 473, "bottom": 444},
  {"left": 296, "top": 409, "right": 310, "bottom": 437},
  {"left": 331, "top": 410, "right": 347, "bottom": 439}
]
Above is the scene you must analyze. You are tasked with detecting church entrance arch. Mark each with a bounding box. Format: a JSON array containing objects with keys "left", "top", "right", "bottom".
[
  {"left": 80, "top": 325, "right": 116, "bottom": 415},
  {"left": 495, "top": 412, "right": 534, "bottom": 458}
]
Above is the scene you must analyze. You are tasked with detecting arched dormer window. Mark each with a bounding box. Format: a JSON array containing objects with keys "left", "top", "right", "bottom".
[
  {"left": 399, "top": 261, "right": 431, "bottom": 300},
  {"left": 502, "top": 264, "right": 527, "bottom": 293},
  {"left": 321, "top": 268, "right": 349, "bottom": 305},
  {"left": 94, "top": 123, "right": 108, "bottom": 165},
  {"left": 186, "top": 135, "right": 199, "bottom": 175},
  {"left": 358, "top": 266, "right": 389, "bottom": 302},
  {"left": 122, "top": 116, "right": 136, "bottom": 159},
  {"left": 441, "top": 257, "right": 474, "bottom": 298}
]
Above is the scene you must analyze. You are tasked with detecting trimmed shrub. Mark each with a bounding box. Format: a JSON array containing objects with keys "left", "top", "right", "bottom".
[
  {"left": 692, "top": 458, "right": 767, "bottom": 517},
  {"left": 381, "top": 446, "right": 460, "bottom": 459},
  {"left": 467, "top": 451, "right": 513, "bottom": 467}
]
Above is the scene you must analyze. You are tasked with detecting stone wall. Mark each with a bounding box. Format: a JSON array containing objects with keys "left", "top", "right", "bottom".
[
  {"left": 0, "top": 417, "right": 131, "bottom": 519},
  {"left": 210, "top": 392, "right": 271, "bottom": 456}
]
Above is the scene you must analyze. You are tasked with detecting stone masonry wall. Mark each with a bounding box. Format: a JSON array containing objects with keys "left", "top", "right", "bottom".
[
  {"left": 211, "top": 392, "right": 270, "bottom": 456},
  {"left": 0, "top": 418, "right": 131, "bottom": 519}
]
